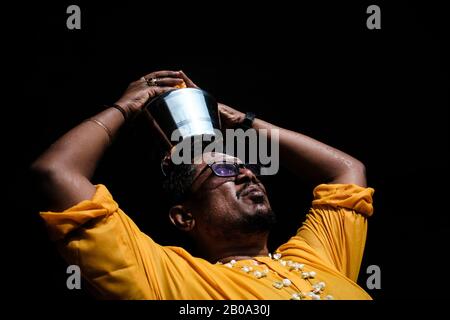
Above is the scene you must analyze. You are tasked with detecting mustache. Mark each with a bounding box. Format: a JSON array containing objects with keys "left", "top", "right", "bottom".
[{"left": 236, "top": 183, "right": 262, "bottom": 199}]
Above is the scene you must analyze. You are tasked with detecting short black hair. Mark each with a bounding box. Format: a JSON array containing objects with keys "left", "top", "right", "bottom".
[
  {"left": 162, "top": 138, "right": 219, "bottom": 205},
  {"left": 162, "top": 163, "right": 197, "bottom": 205}
]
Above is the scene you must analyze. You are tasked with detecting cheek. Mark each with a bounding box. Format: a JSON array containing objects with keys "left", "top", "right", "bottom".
[
  {"left": 202, "top": 185, "right": 241, "bottom": 216},
  {"left": 219, "top": 183, "right": 240, "bottom": 202},
  {"left": 194, "top": 193, "right": 235, "bottom": 229},
  {"left": 210, "top": 185, "right": 237, "bottom": 209}
]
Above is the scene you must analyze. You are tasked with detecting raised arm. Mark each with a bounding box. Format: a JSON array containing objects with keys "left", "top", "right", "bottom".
[
  {"left": 218, "top": 104, "right": 366, "bottom": 187},
  {"left": 31, "top": 71, "right": 184, "bottom": 211},
  {"left": 179, "top": 71, "right": 366, "bottom": 187}
]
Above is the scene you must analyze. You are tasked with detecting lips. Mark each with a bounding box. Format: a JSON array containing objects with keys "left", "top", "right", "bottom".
[{"left": 240, "top": 184, "right": 265, "bottom": 198}]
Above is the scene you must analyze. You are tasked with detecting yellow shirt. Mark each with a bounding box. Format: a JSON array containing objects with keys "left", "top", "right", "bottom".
[{"left": 40, "top": 183, "right": 374, "bottom": 300}]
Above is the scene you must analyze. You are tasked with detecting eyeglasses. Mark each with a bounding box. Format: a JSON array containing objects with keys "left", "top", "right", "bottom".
[
  {"left": 201, "top": 161, "right": 261, "bottom": 178},
  {"left": 191, "top": 161, "right": 262, "bottom": 188}
]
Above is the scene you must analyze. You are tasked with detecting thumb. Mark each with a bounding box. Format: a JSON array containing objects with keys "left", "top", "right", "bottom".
[{"left": 179, "top": 70, "right": 199, "bottom": 88}]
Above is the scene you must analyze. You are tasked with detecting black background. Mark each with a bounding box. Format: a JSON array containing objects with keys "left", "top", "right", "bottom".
[{"left": 8, "top": 1, "right": 448, "bottom": 301}]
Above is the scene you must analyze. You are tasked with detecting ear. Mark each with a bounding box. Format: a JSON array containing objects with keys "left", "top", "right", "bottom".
[{"left": 168, "top": 205, "right": 195, "bottom": 232}]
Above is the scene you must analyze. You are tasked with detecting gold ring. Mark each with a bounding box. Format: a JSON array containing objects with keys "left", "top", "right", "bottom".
[{"left": 146, "top": 77, "right": 158, "bottom": 86}]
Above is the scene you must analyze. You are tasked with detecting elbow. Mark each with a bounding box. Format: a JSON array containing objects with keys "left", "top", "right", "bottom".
[
  {"left": 344, "top": 159, "right": 367, "bottom": 187},
  {"left": 355, "top": 160, "right": 367, "bottom": 182},
  {"left": 30, "top": 159, "right": 50, "bottom": 179},
  {"left": 352, "top": 159, "right": 366, "bottom": 177},
  {"left": 330, "top": 159, "right": 367, "bottom": 187},
  {"left": 30, "top": 159, "right": 72, "bottom": 211},
  {"left": 29, "top": 160, "right": 60, "bottom": 206},
  {"left": 30, "top": 159, "right": 63, "bottom": 185}
]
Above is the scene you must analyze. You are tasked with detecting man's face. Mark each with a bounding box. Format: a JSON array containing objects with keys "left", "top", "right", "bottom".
[{"left": 187, "top": 152, "right": 275, "bottom": 237}]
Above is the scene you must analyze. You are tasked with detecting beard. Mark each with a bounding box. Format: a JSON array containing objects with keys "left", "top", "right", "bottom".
[
  {"left": 232, "top": 207, "right": 277, "bottom": 234},
  {"left": 203, "top": 205, "right": 277, "bottom": 241}
]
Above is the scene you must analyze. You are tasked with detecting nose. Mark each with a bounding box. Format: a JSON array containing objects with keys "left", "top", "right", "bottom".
[{"left": 235, "top": 166, "right": 258, "bottom": 184}]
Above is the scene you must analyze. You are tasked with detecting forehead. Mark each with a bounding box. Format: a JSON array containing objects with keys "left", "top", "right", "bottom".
[{"left": 193, "top": 152, "right": 243, "bottom": 166}]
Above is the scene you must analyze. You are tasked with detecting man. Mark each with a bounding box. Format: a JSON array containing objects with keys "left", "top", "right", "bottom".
[{"left": 32, "top": 70, "right": 374, "bottom": 300}]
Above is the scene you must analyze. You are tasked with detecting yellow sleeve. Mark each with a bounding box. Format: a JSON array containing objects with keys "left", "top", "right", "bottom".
[
  {"left": 295, "top": 184, "right": 374, "bottom": 281},
  {"left": 39, "top": 184, "right": 169, "bottom": 299}
]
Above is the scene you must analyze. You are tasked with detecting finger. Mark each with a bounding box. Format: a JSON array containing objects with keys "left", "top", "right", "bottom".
[
  {"left": 218, "top": 104, "right": 232, "bottom": 114},
  {"left": 152, "top": 77, "right": 184, "bottom": 87},
  {"left": 179, "top": 70, "right": 199, "bottom": 88},
  {"left": 150, "top": 86, "right": 177, "bottom": 96},
  {"left": 144, "top": 70, "right": 181, "bottom": 80}
]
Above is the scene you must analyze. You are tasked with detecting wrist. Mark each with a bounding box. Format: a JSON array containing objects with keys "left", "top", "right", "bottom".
[
  {"left": 108, "top": 103, "right": 129, "bottom": 121},
  {"left": 240, "top": 112, "right": 256, "bottom": 129},
  {"left": 113, "top": 101, "right": 140, "bottom": 119}
]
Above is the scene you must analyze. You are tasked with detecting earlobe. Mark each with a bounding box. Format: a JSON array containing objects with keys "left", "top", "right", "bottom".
[{"left": 168, "top": 205, "right": 195, "bottom": 232}]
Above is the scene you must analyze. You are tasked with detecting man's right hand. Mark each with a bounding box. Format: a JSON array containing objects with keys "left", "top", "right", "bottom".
[{"left": 114, "top": 70, "right": 185, "bottom": 116}]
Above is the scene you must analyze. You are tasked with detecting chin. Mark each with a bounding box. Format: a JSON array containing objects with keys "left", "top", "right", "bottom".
[
  {"left": 239, "top": 206, "right": 277, "bottom": 234},
  {"left": 253, "top": 203, "right": 272, "bottom": 215},
  {"left": 244, "top": 199, "right": 274, "bottom": 216}
]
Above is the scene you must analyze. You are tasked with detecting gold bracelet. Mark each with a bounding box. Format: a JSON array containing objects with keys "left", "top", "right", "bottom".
[{"left": 84, "top": 118, "right": 113, "bottom": 144}]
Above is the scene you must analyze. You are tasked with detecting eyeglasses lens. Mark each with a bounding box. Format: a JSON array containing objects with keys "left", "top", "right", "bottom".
[{"left": 211, "top": 163, "right": 238, "bottom": 177}]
